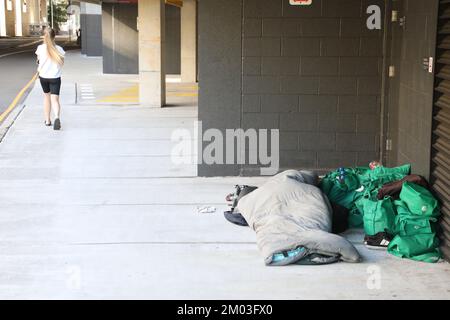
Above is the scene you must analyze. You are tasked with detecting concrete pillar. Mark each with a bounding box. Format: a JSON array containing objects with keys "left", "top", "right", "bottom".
[
  {"left": 181, "top": 0, "right": 196, "bottom": 83},
  {"left": 27, "top": 0, "right": 38, "bottom": 24},
  {"left": 40, "top": 0, "right": 47, "bottom": 24},
  {"left": 80, "top": 3, "right": 102, "bottom": 57},
  {"left": 22, "top": 0, "right": 29, "bottom": 36},
  {"left": 138, "top": 0, "right": 166, "bottom": 107},
  {"left": 5, "top": 0, "right": 15, "bottom": 36},
  {"left": 34, "top": 0, "right": 41, "bottom": 23},
  {"left": 0, "top": 0, "right": 6, "bottom": 37},
  {"left": 14, "top": 0, "right": 22, "bottom": 36}
]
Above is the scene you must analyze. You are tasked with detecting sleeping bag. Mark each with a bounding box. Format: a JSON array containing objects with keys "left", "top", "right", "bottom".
[{"left": 236, "top": 170, "right": 361, "bottom": 266}]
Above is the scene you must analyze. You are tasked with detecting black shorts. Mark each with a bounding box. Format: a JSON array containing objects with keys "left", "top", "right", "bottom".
[{"left": 39, "top": 77, "right": 61, "bottom": 95}]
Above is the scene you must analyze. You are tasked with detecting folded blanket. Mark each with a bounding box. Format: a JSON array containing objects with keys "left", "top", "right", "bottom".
[{"left": 237, "top": 170, "right": 362, "bottom": 266}]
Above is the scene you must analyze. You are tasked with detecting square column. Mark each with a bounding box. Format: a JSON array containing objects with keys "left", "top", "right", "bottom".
[
  {"left": 0, "top": 0, "right": 6, "bottom": 37},
  {"left": 40, "top": 0, "right": 47, "bottom": 24},
  {"left": 14, "top": 0, "right": 22, "bottom": 36},
  {"left": 28, "top": 0, "right": 39, "bottom": 24},
  {"left": 181, "top": 0, "right": 197, "bottom": 83},
  {"left": 138, "top": 0, "right": 166, "bottom": 107}
]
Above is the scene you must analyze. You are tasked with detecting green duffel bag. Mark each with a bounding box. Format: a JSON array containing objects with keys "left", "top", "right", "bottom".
[
  {"left": 395, "top": 215, "right": 437, "bottom": 236},
  {"left": 399, "top": 182, "right": 440, "bottom": 218},
  {"left": 320, "top": 169, "right": 361, "bottom": 209},
  {"left": 394, "top": 200, "right": 411, "bottom": 216},
  {"left": 348, "top": 206, "right": 364, "bottom": 228},
  {"left": 357, "top": 164, "right": 411, "bottom": 189},
  {"left": 357, "top": 196, "right": 396, "bottom": 236},
  {"left": 321, "top": 168, "right": 360, "bottom": 193},
  {"left": 370, "top": 164, "right": 411, "bottom": 177},
  {"left": 388, "top": 233, "right": 441, "bottom": 263}
]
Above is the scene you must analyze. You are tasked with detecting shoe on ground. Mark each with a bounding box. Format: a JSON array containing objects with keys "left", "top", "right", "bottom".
[
  {"left": 364, "top": 232, "right": 393, "bottom": 250},
  {"left": 53, "top": 118, "right": 61, "bottom": 130},
  {"left": 224, "top": 211, "right": 249, "bottom": 227}
]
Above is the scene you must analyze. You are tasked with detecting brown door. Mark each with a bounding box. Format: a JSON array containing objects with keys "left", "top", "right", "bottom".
[{"left": 432, "top": 0, "right": 450, "bottom": 262}]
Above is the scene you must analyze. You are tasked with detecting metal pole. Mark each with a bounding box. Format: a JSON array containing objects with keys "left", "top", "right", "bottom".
[
  {"left": 69, "top": 0, "right": 72, "bottom": 41},
  {"left": 50, "top": 0, "right": 53, "bottom": 29}
]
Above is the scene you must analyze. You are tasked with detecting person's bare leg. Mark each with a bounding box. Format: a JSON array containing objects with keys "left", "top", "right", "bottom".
[
  {"left": 51, "top": 94, "right": 61, "bottom": 119},
  {"left": 44, "top": 93, "right": 51, "bottom": 124},
  {"left": 51, "top": 95, "right": 62, "bottom": 130}
]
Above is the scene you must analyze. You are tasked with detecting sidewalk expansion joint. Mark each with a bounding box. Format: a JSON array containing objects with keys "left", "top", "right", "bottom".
[{"left": 69, "top": 241, "right": 257, "bottom": 246}]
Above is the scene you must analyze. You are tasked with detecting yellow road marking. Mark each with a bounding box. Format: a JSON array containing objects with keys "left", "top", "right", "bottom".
[
  {"left": 167, "top": 92, "right": 198, "bottom": 97},
  {"left": 174, "top": 85, "right": 199, "bottom": 90},
  {"left": 96, "top": 83, "right": 198, "bottom": 103},
  {"left": 98, "top": 99, "right": 139, "bottom": 103},
  {"left": 96, "top": 85, "right": 139, "bottom": 103},
  {"left": 0, "top": 73, "right": 38, "bottom": 123}
]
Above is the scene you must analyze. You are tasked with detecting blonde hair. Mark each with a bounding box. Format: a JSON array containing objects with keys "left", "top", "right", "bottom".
[{"left": 43, "top": 28, "right": 64, "bottom": 66}]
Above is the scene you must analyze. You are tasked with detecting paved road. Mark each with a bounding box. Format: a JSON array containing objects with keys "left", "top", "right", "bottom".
[
  {"left": 0, "top": 37, "right": 41, "bottom": 50},
  {"left": 0, "top": 38, "right": 41, "bottom": 118},
  {"left": 0, "top": 37, "right": 76, "bottom": 120}
]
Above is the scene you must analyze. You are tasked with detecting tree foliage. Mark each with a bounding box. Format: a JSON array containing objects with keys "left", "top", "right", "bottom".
[{"left": 48, "top": 0, "right": 68, "bottom": 32}]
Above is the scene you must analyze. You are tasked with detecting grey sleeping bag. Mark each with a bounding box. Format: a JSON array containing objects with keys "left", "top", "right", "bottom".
[{"left": 236, "top": 170, "right": 361, "bottom": 265}]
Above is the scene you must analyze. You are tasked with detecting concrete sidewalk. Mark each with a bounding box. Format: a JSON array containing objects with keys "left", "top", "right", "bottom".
[{"left": 0, "top": 51, "right": 449, "bottom": 299}]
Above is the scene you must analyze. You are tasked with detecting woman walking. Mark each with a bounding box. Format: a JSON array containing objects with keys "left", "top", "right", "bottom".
[{"left": 35, "top": 28, "right": 65, "bottom": 130}]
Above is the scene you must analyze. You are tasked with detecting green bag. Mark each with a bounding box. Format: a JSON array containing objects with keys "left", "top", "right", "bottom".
[
  {"left": 357, "top": 164, "right": 411, "bottom": 189},
  {"left": 387, "top": 183, "right": 441, "bottom": 263},
  {"left": 320, "top": 169, "right": 362, "bottom": 209},
  {"left": 348, "top": 207, "right": 364, "bottom": 228},
  {"left": 371, "top": 164, "right": 411, "bottom": 177},
  {"left": 388, "top": 233, "right": 441, "bottom": 263},
  {"left": 394, "top": 200, "right": 412, "bottom": 216},
  {"left": 357, "top": 196, "right": 396, "bottom": 236},
  {"left": 395, "top": 215, "right": 437, "bottom": 236},
  {"left": 320, "top": 164, "right": 412, "bottom": 230},
  {"left": 399, "top": 182, "right": 440, "bottom": 218},
  {"left": 394, "top": 200, "right": 437, "bottom": 236}
]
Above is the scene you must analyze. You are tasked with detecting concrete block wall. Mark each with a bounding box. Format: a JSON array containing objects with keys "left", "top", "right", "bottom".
[
  {"left": 198, "top": 0, "right": 243, "bottom": 176},
  {"left": 388, "top": 0, "right": 438, "bottom": 178},
  {"left": 199, "top": 0, "right": 385, "bottom": 176}
]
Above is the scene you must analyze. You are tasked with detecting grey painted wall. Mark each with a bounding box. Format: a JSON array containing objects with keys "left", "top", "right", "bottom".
[
  {"left": 80, "top": 13, "right": 86, "bottom": 55},
  {"left": 166, "top": 4, "right": 181, "bottom": 75},
  {"left": 386, "top": 0, "right": 438, "bottom": 179},
  {"left": 198, "top": 0, "right": 385, "bottom": 176},
  {"left": 198, "top": 0, "right": 242, "bottom": 176},
  {"left": 80, "top": 13, "right": 102, "bottom": 56},
  {"left": 102, "top": 3, "right": 139, "bottom": 74}
]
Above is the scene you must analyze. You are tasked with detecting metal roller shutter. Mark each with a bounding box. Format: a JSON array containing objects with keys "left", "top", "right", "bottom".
[{"left": 433, "top": 0, "right": 450, "bottom": 262}]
